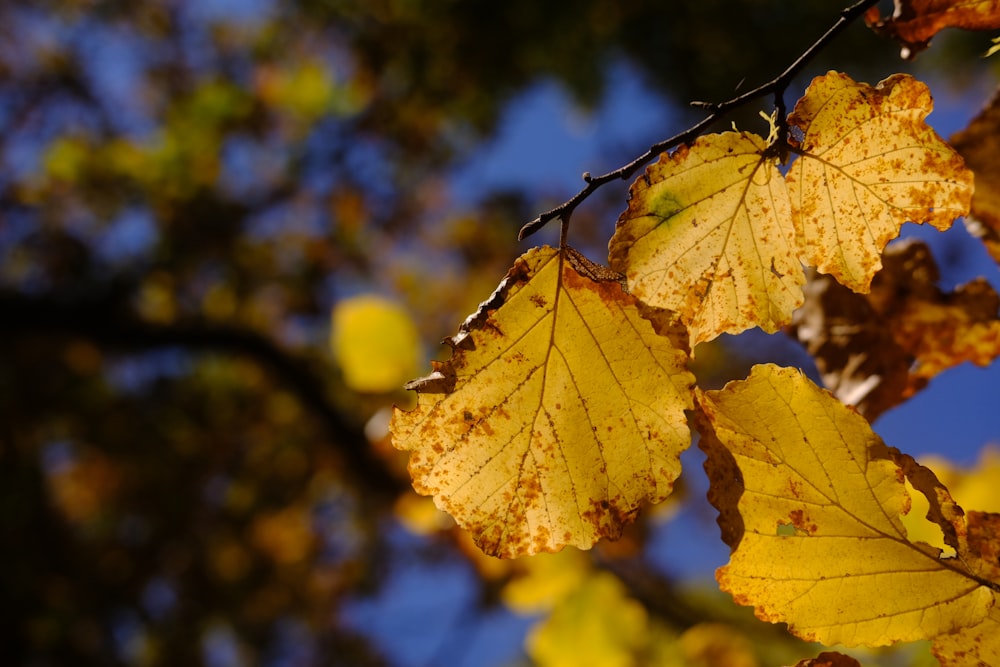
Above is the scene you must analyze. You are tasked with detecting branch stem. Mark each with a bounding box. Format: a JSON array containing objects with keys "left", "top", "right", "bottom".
[{"left": 517, "top": 0, "right": 881, "bottom": 241}]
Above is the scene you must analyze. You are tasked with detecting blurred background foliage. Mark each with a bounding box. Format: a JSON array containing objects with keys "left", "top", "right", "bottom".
[{"left": 0, "top": 0, "right": 996, "bottom": 664}]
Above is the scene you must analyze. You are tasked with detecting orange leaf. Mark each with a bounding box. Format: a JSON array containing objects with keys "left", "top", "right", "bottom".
[
  {"left": 951, "top": 86, "right": 1000, "bottom": 264},
  {"left": 788, "top": 239, "right": 1000, "bottom": 419},
  {"left": 865, "top": 0, "right": 1000, "bottom": 58}
]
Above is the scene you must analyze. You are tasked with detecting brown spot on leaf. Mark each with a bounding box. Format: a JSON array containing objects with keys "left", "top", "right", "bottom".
[{"left": 788, "top": 508, "right": 818, "bottom": 535}]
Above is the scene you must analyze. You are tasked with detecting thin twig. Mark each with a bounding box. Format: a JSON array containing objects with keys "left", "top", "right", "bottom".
[{"left": 517, "top": 0, "right": 881, "bottom": 241}]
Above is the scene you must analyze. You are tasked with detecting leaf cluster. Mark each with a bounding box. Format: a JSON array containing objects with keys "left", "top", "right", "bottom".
[{"left": 393, "top": 2, "right": 1000, "bottom": 664}]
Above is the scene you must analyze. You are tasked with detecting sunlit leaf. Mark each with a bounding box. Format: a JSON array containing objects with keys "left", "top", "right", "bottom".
[
  {"left": 696, "top": 364, "right": 995, "bottom": 646},
  {"left": 865, "top": 0, "right": 1000, "bottom": 58},
  {"left": 610, "top": 72, "right": 970, "bottom": 347},
  {"left": 609, "top": 131, "right": 803, "bottom": 346},
  {"left": 331, "top": 295, "right": 423, "bottom": 393},
  {"left": 889, "top": 276, "right": 1000, "bottom": 380},
  {"left": 951, "top": 87, "right": 1000, "bottom": 264},
  {"left": 931, "top": 509, "right": 1000, "bottom": 665},
  {"left": 526, "top": 571, "right": 648, "bottom": 667},
  {"left": 932, "top": 578, "right": 1000, "bottom": 666},
  {"left": 786, "top": 72, "right": 973, "bottom": 292},
  {"left": 393, "top": 491, "right": 454, "bottom": 536},
  {"left": 918, "top": 446, "right": 1000, "bottom": 514},
  {"left": 391, "top": 246, "right": 694, "bottom": 557},
  {"left": 501, "top": 548, "right": 591, "bottom": 613}
]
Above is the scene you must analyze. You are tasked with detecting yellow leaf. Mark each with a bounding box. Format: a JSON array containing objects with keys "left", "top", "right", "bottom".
[
  {"left": 608, "top": 73, "right": 971, "bottom": 348},
  {"left": 526, "top": 571, "right": 648, "bottom": 667},
  {"left": 391, "top": 246, "right": 694, "bottom": 558},
  {"left": 609, "top": 131, "right": 803, "bottom": 347},
  {"left": 679, "top": 622, "right": 758, "bottom": 667},
  {"left": 501, "top": 549, "right": 591, "bottom": 613},
  {"left": 786, "top": 72, "right": 973, "bottom": 292},
  {"left": 900, "top": 478, "right": 954, "bottom": 557},
  {"left": 696, "top": 364, "right": 994, "bottom": 647},
  {"left": 931, "top": 509, "right": 1000, "bottom": 665},
  {"left": 933, "top": 569, "right": 1000, "bottom": 666},
  {"left": 331, "top": 295, "right": 422, "bottom": 393},
  {"left": 393, "top": 491, "right": 454, "bottom": 536},
  {"left": 918, "top": 446, "right": 1000, "bottom": 514},
  {"left": 257, "top": 60, "right": 337, "bottom": 122}
]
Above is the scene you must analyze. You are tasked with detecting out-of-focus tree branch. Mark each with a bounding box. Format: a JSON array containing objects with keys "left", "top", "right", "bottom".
[{"left": 0, "top": 289, "right": 405, "bottom": 501}]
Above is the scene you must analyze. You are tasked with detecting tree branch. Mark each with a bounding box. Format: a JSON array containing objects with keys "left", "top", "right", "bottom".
[
  {"left": 0, "top": 290, "right": 405, "bottom": 502},
  {"left": 517, "top": 0, "right": 881, "bottom": 241}
]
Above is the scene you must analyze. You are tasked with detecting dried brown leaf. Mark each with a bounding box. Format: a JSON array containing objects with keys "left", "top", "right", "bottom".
[
  {"left": 866, "top": 0, "right": 1000, "bottom": 58},
  {"left": 951, "top": 86, "right": 1000, "bottom": 265}
]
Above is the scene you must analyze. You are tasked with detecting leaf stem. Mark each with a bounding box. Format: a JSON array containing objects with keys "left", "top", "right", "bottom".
[{"left": 517, "top": 0, "right": 881, "bottom": 241}]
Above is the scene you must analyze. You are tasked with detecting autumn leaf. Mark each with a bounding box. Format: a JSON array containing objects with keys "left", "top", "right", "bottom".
[
  {"left": 917, "top": 456, "right": 1000, "bottom": 664},
  {"left": 609, "top": 130, "right": 803, "bottom": 347},
  {"left": 918, "top": 446, "right": 1000, "bottom": 515},
  {"left": 391, "top": 246, "right": 694, "bottom": 558},
  {"left": 526, "top": 571, "right": 649, "bottom": 667},
  {"left": 889, "top": 276, "right": 1000, "bottom": 380},
  {"left": 696, "top": 364, "right": 995, "bottom": 647},
  {"left": 930, "top": 510, "right": 1000, "bottom": 665},
  {"left": 787, "top": 239, "right": 1000, "bottom": 420},
  {"left": 678, "top": 622, "right": 758, "bottom": 667},
  {"left": 951, "top": 87, "right": 1000, "bottom": 264},
  {"left": 610, "top": 73, "right": 970, "bottom": 348},
  {"left": 865, "top": 0, "right": 1000, "bottom": 58},
  {"left": 331, "top": 294, "right": 423, "bottom": 393},
  {"left": 393, "top": 491, "right": 454, "bottom": 536},
  {"left": 786, "top": 72, "right": 973, "bottom": 292},
  {"left": 787, "top": 264, "right": 910, "bottom": 420},
  {"left": 932, "top": 571, "right": 1000, "bottom": 665},
  {"left": 501, "top": 548, "right": 591, "bottom": 613}
]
